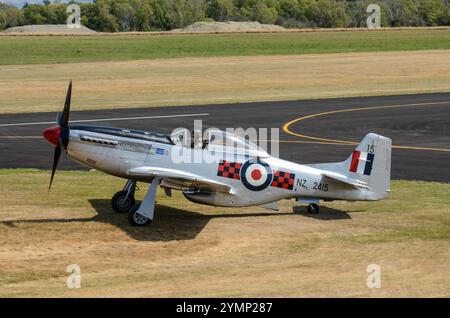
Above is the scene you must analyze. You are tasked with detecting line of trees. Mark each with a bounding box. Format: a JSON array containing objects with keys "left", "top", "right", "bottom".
[{"left": 1, "top": 0, "right": 449, "bottom": 32}]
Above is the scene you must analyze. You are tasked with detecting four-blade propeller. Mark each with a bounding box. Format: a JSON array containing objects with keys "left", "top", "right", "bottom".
[{"left": 43, "top": 80, "right": 72, "bottom": 191}]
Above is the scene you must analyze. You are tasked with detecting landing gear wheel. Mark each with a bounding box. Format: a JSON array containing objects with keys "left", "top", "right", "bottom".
[
  {"left": 307, "top": 203, "right": 320, "bottom": 214},
  {"left": 111, "top": 191, "right": 135, "bottom": 214},
  {"left": 128, "top": 204, "right": 152, "bottom": 227}
]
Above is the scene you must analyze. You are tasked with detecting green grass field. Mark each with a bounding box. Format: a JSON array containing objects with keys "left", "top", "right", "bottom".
[
  {"left": 1, "top": 29, "right": 450, "bottom": 65},
  {"left": 0, "top": 169, "right": 449, "bottom": 297}
]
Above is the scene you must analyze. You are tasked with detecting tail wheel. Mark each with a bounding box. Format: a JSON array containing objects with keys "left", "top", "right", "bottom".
[
  {"left": 111, "top": 191, "right": 135, "bottom": 214},
  {"left": 128, "top": 204, "right": 152, "bottom": 227},
  {"left": 307, "top": 203, "right": 320, "bottom": 214}
]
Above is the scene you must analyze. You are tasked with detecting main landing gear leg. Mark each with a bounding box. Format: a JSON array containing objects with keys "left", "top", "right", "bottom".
[
  {"left": 128, "top": 178, "right": 159, "bottom": 227},
  {"left": 111, "top": 180, "right": 136, "bottom": 214}
]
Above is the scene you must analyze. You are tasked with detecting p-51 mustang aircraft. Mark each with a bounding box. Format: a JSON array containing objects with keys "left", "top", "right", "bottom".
[{"left": 43, "top": 82, "right": 391, "bottom": 227}]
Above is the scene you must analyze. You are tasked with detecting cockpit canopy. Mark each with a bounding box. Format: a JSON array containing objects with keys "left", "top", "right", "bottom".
[{"left": 170, "top": 128, "right": 269, "bottom": 158}]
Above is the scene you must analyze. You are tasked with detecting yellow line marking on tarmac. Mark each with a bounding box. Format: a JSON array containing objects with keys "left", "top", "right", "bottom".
[
  {"left": 282, "top": 101, "right": 450, "bottom": 153},
  {"left": 279, "top": 140, "right": 354, "bottom": 145}
]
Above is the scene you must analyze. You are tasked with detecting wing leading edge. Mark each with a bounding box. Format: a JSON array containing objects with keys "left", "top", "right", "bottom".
[{"left": 127, "top": 166, "right": 236, "bottom": 194}]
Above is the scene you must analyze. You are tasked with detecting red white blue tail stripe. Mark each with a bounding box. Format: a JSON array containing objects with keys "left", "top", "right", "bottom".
[{"left": 349, "top": 151, "right": 375, "bottom": 176}]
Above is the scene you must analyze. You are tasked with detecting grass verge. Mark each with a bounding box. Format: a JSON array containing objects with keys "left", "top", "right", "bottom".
[
  {"left": 0, "top": 170, "right": 449, "bottom": 297},
  {"left": 1, "top": 50, "right": 449, "bottom": 114},
  {"left": 0, "top": 30, "right": 449, "bottom": 65}
]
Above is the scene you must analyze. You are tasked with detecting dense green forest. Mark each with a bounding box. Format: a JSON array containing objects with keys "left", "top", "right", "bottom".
[{"left": 0, "top": 0, "right": 449, "bottom": 32}]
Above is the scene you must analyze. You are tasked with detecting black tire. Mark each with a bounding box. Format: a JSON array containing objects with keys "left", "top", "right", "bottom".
[
  {"left": 128, "top": 204, "right": 152, "bottom": 227},
  {"left": 111, "top": 191, "right": 135, "bottom": 214},
  {"left": 307, "top": 203, "right": 320, "bottom": 214}
]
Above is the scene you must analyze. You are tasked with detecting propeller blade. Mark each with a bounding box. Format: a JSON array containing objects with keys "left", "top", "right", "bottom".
[
  {"left": 56, "top": 112, "right": 61, "bottom": 124},
  {"left": 59, "top": 80, "right": 72, "bottom": 128},
  {"left": 49, "top": 145, "right": 61, "bottom": 191},
  {"left": 47, "top": 80, "right": 72, "bottom": 191}
]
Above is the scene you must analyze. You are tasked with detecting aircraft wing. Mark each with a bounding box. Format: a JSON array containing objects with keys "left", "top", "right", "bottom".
[
  {"left": 127, "top": 166, "right": 235, "bottom": 194},
  {"left": 322, "top": 172, "right": 371, "bottom": 190}
]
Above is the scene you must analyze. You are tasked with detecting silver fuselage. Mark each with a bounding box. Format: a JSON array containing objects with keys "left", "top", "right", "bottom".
[{"left": 66, "top": 125, "right": 375, "bottom": 208}]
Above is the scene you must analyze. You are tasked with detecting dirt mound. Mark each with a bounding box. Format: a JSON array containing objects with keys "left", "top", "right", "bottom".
[
  {"left": 4, "top": 24, "right": 96, "bottom": 34},
  {"left": 170, "top": 21, "right": 286, "bottom": 33}
]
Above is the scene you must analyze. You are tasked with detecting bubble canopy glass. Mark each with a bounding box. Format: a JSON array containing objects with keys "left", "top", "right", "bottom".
[{"left": 170, "top": 129, "right": 269, "bottom": 158}]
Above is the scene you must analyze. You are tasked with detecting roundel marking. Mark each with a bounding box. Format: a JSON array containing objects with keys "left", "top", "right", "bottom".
[{"left": 240, "top": 159, "right": 273, "bottom": 191}]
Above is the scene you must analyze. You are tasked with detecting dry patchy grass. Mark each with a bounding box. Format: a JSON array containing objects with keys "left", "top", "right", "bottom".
[
  {"left": 0, "top": 50, "right": 449, "bottom": 114},
  {"left": 0, "top": 170, "right": 449, "bottom": 297}
]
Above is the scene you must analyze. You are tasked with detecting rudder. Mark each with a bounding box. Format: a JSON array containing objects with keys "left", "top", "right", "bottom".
[{"left": 345, "top": 133, "right": 392, "bottom": 200}]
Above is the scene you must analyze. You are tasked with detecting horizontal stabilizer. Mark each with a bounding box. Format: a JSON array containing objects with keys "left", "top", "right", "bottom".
[{"left": 322, "top": 172, "right": 371, "bottom": 190}]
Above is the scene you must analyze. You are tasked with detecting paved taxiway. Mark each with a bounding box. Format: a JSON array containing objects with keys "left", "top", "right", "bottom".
[{"left": 0, "top": 93, "right": 448, "bottom": 182}]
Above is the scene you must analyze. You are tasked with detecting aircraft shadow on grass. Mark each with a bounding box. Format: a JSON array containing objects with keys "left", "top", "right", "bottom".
[
  {"left": 293, "top": 206, "right": 354, "bottom": 221},
  {"left": 1, "top": 200, "right": 352, "bottom": 241}
]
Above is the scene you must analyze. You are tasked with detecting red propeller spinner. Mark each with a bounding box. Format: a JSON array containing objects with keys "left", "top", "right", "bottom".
[{"left": 43, "top": 125, "right": 61, "bottom": 146}]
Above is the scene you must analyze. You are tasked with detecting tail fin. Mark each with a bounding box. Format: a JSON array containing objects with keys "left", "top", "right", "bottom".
[
  {"left": 309, "top": 133, "right": 391, "bottom": 200},
  {"left": 345, "top": 133, "right": 391, "bottom": 200}
]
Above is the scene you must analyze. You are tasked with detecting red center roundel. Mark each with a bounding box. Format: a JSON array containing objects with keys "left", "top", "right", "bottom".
[{"left": 251, "top": 169, "right": 262, "bottom": 180}]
